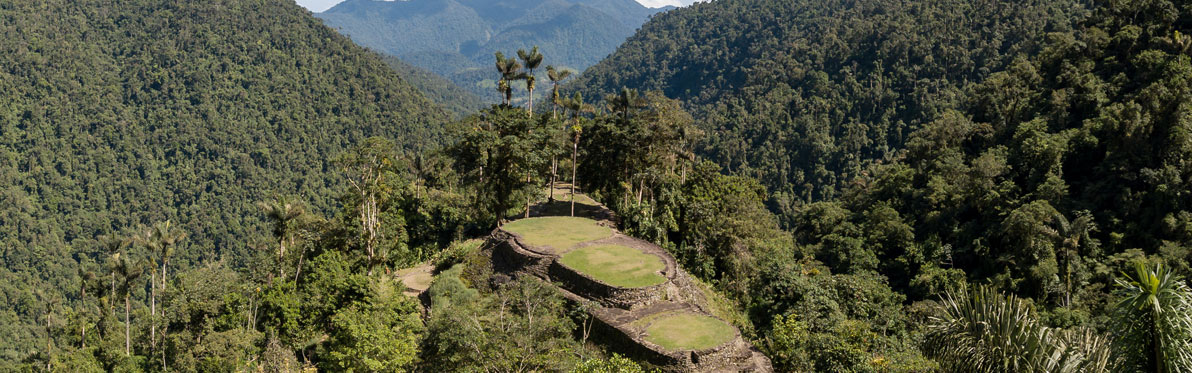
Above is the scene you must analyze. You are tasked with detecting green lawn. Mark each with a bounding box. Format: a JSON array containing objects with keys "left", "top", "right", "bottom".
[
  {"left": 502, "top": 217, "right": 612, "bottom": 252},
  {"left": 559, "top": 244, "right": 666, "bottom": 288},
  {"left": 643, "top": 312, "right": 737, "bottom": 351}
]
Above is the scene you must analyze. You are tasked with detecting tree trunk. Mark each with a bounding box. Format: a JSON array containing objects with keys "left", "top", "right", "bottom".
[
  {"left": 151, "top": 271, "right": 156, "bottom": 355},
  {"left": 525, "top": 172, "right": 532, "bottom": 218},
  {"left": 571, "top": 136, "right": 579, "bottom": 217},
  {"left": 80, "top": 287, "right": 86, "bottom": 349},
  {"left": 293, "top": 246, "right": 305, "bottom": 283},
  {"left": 549, "top": 157, "right": 556, "bottom": 202},
  {"left": 124, "top": 293, "right": 131, "bottom": 356}
]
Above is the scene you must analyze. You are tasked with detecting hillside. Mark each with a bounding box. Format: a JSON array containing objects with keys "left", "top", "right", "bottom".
[
  {"left": 317, "top": 0, "right": 670, "bottom": 101},
  {"left": 0, "top": 0, "right": 446, "bottom": 359},
  {"left": 381, "top": 55, "right": 486, "bottom": 116},
  {"left": 573, "top": 0, "right": 1086, "bottom": 220}
]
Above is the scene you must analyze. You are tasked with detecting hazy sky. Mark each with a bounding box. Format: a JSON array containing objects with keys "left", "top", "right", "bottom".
[{"left": 294, "top": 0, "right": 697, "bottom": 13}]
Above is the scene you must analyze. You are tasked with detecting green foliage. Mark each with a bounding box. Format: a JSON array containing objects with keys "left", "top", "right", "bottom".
[
  {"left": 324, "top": 278, "right": 423, "bottom": 373},
  {"left": 1110, "top": 262, "right": 1192, "bottom": 372},
  {"left": 571, "top": 354, "right": 649, "bottom": 373},
  {"left": 381, "top": 55, "right": 486, "bottom": 117},
  {"left": 0, "top": 0, "right": 448, "bottom": 355},
  {"left": 576, "top": 0, "right": 1086, "bottom": 212},
  {"left": 924, "top": 286, "right": 1112, "bottom": 372},
  {"left": 447, "top": 106, "right": 560, "bottom": 225},
  {"left": 421, "top": 266, "right": 579, "bottom": 371}
]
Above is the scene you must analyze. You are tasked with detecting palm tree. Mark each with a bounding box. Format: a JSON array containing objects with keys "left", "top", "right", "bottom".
[
  {"left": 495, "top": 52, "right": 524, "bottom": 106},
  {"left": 546, "top": 66, "right": 573, "bottom": 119},
  {"left": 563, "top": 92, "right": 593, "bottom": 216},
  {"left": 924, "top": 286, "right": 1112, "bottom": 372},
  {"left": 136, "top": 220, "right": 186, "bottom": 358},
  {"left": 77, "top": 267, "right": 97, "bottom": 349},
  {"left": 1043, "top": 210, "right": 1097, "bottom": 307},
  {"left": 99, "top": 234, "right": 130, "bottom": 317},
  {"left": 257, "top": 197, "right": 305, "bottom": 278},
  {"left": 606, "top": 87, "right": 644, "bottom": 122},
  {"left": 113, "top": 256, "right": 144, "bottom": 356},
  {"left": 517, "top": 46, "right": 544, "bottom": 114},
  {"left": 1111, "top": 262, "right": 1192, "bottom": 372}
]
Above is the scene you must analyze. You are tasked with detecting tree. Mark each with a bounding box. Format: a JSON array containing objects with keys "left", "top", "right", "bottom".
[
  {"left": 1111, "top": 262, "right": 1192, "bottom": 372},
  {"left": 517, "top": 46, "right": 544, "bottom": 114},
  {"left": 1043, "top": 210, "right": 1098, "bottom": 307},
  {"left": 325, "top": 278, "right": 423, "bottom": 372},
  {"left": 924, "top": 286, "right": 1112, "bottom": 372},
  {"left": 257, "top": 197, "right": 306, "bottom": 279},
  {"left": 99, "top": 234, "right": 131, "bottom": 318},
  {"left": 337, "top": 137, "right": 401, "bottom": 276},
  {"left": 76, "top": 267, "right": 97, "bottom": 349},
  {"left": 448, "top": 107, "right": 553, "bottom": 225},
  {"left": 136, "top": 220, "right": 187, "bottom": 366},
  {"left": 546, "top": 65, "right": 573, "bottom": 119},
  {"left": 112, "top": 256, "right": 144, "bottom": 356},
  {"left": 605, "top": 87, "right": 644, "bottom": 122},
  {"left": 562, "top": 93, "right": 593, "bottom": 216},
  {"left": 494, "top": 51, "right": 524, "bottom": 106}
]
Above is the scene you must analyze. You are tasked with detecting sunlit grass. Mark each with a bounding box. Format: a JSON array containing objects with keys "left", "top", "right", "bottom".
[
  {"left": 502, "top": 216, "right": 612, "bottom": 252},
  {"left": 559, "top": 244, "right": 665, "bottom": 288},
  {"left": 642, "top": 312, "right": 736, "bottom": 351}
]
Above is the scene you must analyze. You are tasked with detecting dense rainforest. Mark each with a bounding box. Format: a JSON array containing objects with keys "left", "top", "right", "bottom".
[
  {"left": 574, "top": 0, "right": 1088, "bottom": 213},
  {"left": 3, "top": 0, "right": 1192, "bottom": 371},
  {"left": 0, "top": 0, "right": 448, "bottom": 362}
]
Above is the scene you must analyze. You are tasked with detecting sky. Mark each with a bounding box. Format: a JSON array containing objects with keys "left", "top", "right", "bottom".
[{"left": 294, "top": 0, "right": 697, "bottom": 13}]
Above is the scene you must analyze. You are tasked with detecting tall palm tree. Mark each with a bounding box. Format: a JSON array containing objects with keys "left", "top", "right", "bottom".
[
  {"left": 113, "top": 256, "right": 144, "bottom": 356},
  {"left": 924, "top": 286, "right": 1112, "bottom": 372},
  {"left": 495, "top": 52, "right": 524, "bottom": 106},
  {"left": 546, "top": 66, "right": 573, "bottom": 119},
  {"left": 606, "top": 87, "right": 644, "bottom": 122},
  {"left": 1111, "top": 262, "right": 1192, "bottom": 372},
  {"left": 1043, "top": 210, "right": 1097, "bottom": 307},
  {"left": 99, "top": 233, "right": 130, "bottom": 317},
  {"left": 518, "top": 46, "right": 544, "bottom": 114},
  {"left": 77, "top": 268, "right": 97, "bottom": 349},
  {"left": 136, "top": 220, "right": 186, "bottom": 357},
  {"left": 257, "top": 197, "right": 305, "bottom": 278},
  {"left": 563, "top": 92, "right": 593, "bottom": 216}
]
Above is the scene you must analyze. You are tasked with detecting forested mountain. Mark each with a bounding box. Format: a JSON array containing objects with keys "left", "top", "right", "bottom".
[
  {"left": 6, "top": 0, "right": 1192, "bottom": 370},
  {"left": 381, "top": 55, "right": 486, "bottom": 116},
  {"left": 317, "top": 0, "right": 671, "bottom": 101},
  {"left": 573, "top": 0, "right": 1192, "bottom": 370},
  {"left": 0, "top": 0, "right": 446, "bottom": 359},
  {"left": 574, "top": 0, "right": 1087, "bottom": 218}
]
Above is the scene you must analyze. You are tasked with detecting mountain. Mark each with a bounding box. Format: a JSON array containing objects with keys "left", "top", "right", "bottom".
[
  {"left": 381, "top": 55, "right": 486, "bottom": 116},
  {"left": 573, "top": 0, "right": 1086, "bottom": 223},
  {"left": 0, "top": 0, "right": 447, "bottom": 358},
  {"left": 317, "top": 0, "right": 671, "bottom": 101}
]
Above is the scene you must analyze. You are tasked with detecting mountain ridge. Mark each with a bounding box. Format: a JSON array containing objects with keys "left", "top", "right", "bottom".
[{"left": 317, "top": 0, "right": 670, "bottom": 100}]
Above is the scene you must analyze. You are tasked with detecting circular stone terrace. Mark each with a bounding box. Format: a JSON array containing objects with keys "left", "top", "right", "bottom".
[
  {"left": 501, "top": 216, "right": 667, "bottom": 288},
  {"left": 633, "top": 311, "right": 738, "bottom": 352}
]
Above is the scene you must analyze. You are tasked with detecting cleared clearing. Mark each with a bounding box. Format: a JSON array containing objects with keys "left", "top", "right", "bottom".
[
  {"left": 559, "top": 244, "right": 665, "bottom": 288},
  {"left": 643, "top": 312, "right": 737, "bottom": 351},
  {"left": 503, "top": 216, "right": 612, "bottom": 252}
]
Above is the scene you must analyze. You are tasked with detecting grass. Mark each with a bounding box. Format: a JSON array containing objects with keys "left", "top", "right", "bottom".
[
  {"left": 502, "top": 216, "right": 612, "bottom": 252},
  {"left": 642, "top": 312, "right": 737, "bottom": 351},
  {"left": 559, "top": 244, "right": 666, "bottom": 288}
]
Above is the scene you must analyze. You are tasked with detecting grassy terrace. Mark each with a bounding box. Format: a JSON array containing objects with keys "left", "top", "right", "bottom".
[
  {"left": 559, "top": 244, "right": 666, "bottom": 288},
  {"left": 502, "top": 216, "right": 612, "bottom": 253},
  {"left": 641, "top": 312, "right": 736, "bottom": 351}
]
